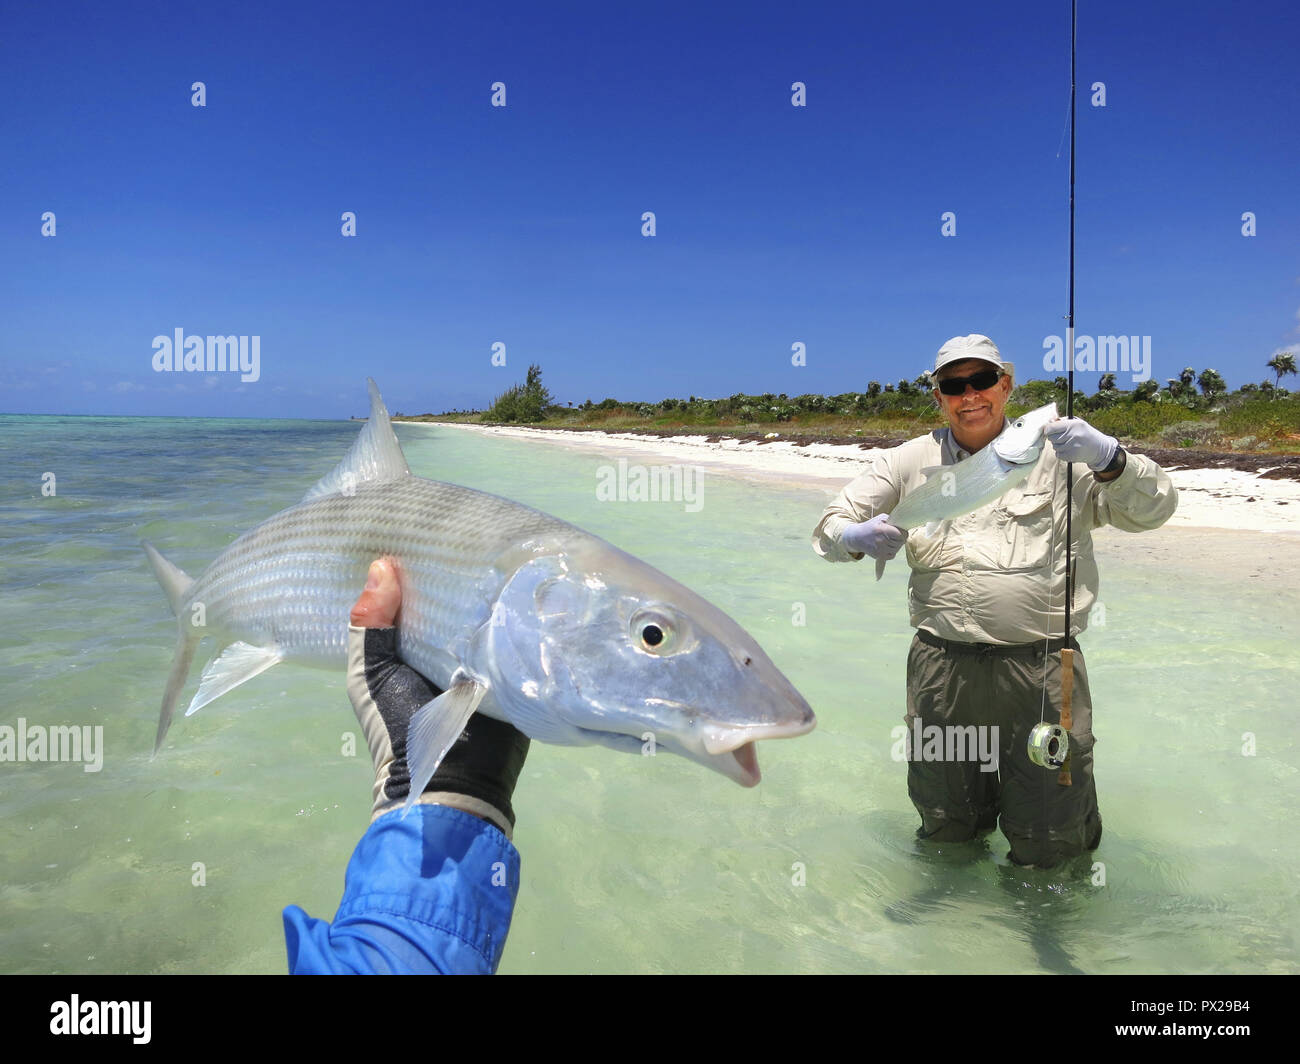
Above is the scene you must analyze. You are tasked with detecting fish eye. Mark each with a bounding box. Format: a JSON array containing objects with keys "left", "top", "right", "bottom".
[
  {"left": 1013, "top": 419, "right": 1024, "bottom": 428},
  {"left": 629, "top": 605, "right": 690, "bottom": 656}
]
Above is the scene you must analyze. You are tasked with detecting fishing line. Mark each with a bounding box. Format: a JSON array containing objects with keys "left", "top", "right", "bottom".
[
  {"left": 1037, "top": 487, "right": 1059, "bottom": 725},
  {"left": 1053, "top": 93, "right": 1071, "bottom": 160},
  {"left": 1028, "top": 472, "right": 1068, "bottom": 771}
]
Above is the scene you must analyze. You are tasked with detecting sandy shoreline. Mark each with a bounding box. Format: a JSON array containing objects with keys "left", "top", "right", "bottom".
[{"left": 409, "top": 420, "right": 1300, "bottom": 536}]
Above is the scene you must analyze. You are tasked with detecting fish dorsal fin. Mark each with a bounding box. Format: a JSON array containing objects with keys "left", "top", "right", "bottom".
[{"left": 303, "top": 379, "right": 410, "bottom": 502}]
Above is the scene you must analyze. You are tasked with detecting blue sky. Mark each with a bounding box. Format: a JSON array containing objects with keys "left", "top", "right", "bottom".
[{"left": 2, "top": 0, "right": 1297, "bottom": 417}]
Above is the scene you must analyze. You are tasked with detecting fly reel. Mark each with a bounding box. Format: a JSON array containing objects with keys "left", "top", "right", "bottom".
[{"left": 1027, "top": 721, "right": 1069, "bottom": 769}]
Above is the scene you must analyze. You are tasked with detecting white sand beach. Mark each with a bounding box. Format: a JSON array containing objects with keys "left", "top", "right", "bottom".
[{"left": 420, "top": 422, "right": 1300, "bottom": 537}]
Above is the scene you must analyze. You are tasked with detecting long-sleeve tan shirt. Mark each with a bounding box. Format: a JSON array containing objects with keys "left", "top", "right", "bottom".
[{"left": 811, "top": 425, "right": 1178, "bottom": 644}]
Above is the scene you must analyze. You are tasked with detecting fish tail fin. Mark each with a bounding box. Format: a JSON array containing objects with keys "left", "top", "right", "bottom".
[
  {"left": 143, "top": 541, "right": 200, "bottom": 756},
  {"left": 874, "top": 558, "right": 886, "bottom": 581},
  {"left": 142, "top": 540, "right": 195, "bottom": 616},
  {"left": 154, "top": 632, "right": 200, "bottom": 756}
]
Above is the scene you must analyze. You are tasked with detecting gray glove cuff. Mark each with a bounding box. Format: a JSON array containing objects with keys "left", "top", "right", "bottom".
[
  {"left": 1088, "top": 435, "right": 1120, "bottom": 472},
  {"left": 346, "top": 624, "right": 527, "bottom": 837}
]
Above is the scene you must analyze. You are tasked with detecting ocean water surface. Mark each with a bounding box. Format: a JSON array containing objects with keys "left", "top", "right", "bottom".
[{"left": 1, "top": 413, "right": 1296, "bottom": 974}]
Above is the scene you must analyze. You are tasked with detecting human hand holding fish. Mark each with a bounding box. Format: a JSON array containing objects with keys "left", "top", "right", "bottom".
[
  {"left": 347, "top": 558, "right": 529, "bottom": 835},
  {"left": 841, "top": 513, "right": 907, "bottom": 561}
]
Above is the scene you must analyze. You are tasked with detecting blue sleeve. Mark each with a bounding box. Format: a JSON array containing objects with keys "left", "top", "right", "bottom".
[{"left": 282, "top": 803, "right": 520, "bottom": 974}]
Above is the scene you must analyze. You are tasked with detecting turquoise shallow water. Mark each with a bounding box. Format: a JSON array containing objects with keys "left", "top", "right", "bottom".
[{"left": 1, "top": 413, "right": 1297, "bottom": 974}]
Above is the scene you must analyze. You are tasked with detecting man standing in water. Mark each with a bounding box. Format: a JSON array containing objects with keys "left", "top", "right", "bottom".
[{"left": 811, "top": 335, "right": 1177, "bottom": 869}]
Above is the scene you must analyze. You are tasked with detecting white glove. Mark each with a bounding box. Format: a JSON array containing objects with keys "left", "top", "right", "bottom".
[
  {"left": 1044, "top": 417, "right": 1118, "bottom": 471},
  {"left": 842, "top": 513, "right": 907, "bottom": 560}
]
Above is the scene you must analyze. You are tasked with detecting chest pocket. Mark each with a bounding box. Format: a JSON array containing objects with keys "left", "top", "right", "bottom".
[
  {"left": 905, "top": 522, "right": 950, "bottom": 571},
  {"left": 996, "top": 491, "right": 1054, "bottom": 571}
]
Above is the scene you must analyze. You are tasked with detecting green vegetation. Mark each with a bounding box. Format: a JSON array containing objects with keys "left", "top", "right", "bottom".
[
  {"left": 403, "top": 360, "right": 1300, "bottom": 454},
  {"left": 483, "top": 363, "right": 554, "bottom": 423},
  {"left": 1219, "top": 397, "right": 1300, "bottom": 440}
]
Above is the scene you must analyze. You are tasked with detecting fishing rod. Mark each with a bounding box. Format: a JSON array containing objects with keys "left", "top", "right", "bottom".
[
  {"left": 1059, "top": 0, "right": 1077, "bottom": 788},
  {"left": 1027, "top": 0, "right": 1076, "bottom": 786}
]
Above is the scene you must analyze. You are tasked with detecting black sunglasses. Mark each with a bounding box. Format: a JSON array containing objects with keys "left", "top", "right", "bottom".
[{"left": 936, "top": 369, "right": 1002, "bottom": 396}]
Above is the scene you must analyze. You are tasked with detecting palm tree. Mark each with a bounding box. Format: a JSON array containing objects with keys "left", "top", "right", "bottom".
[
  {"left": 1266, "top": 352, "right": 1297, "bottom": 395},
  {"left": 1197, "top": 368, "right": 1226, "bottom": 398}
]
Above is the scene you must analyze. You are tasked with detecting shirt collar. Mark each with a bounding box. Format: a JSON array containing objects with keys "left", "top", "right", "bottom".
[{"left": 943, "top": 418, "right": 1011, "bottom": 462}]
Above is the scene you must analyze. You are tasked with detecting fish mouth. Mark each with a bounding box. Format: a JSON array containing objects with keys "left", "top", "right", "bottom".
[
  {"left": 577, "top": 709, "right": 816, "bottom": 787},
  {"left": 672, "top": 738, "right": 763, "bottom": 787},
  {"left": 696, "top": 712, "right": 818, "bottom": 787},
  {"left": 730, "top": 742, "right": 762, "bottom": 786}
]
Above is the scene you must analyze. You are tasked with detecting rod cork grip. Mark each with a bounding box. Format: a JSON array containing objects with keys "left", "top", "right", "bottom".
[{"left": 1058, "top": 647, "right": 1075, "bottom": 786}]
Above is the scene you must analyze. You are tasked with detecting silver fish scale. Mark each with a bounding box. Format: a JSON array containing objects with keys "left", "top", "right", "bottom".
[
  {"left": 188, "top": 477, "right": 583, "bottom": 683},
  {"left": 889, "top": 446, "right": 1017, "bottom": 530}
]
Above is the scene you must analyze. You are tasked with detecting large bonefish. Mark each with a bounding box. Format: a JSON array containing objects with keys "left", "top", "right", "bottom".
[{"left": 144, "top": 381, "right": 814, "bottom": 803}]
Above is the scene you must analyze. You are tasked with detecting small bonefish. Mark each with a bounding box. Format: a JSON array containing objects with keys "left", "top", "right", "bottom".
[
  {"left": 144, "top": 381, "right": 814, "bottom": 802},
  {"left": 875, "top": 402, "right": 1059, "bottom": 579}
]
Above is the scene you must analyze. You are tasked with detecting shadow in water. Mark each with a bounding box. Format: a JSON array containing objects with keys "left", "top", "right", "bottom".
[
  {"left": 881, "top": 822, "right": 1100, "bottom": 975},
  {"left": 989, "top": 854, "right": 1098, "bottom": 975}
]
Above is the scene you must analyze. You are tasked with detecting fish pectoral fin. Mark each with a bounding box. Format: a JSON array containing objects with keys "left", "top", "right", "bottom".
[
  {"left": 184, "top": 642, "right": 284, "bottom": 717},
  {"left": 917, "top": 465, "right": 945, "bottom": 481},
  {"left": 874, "top": 557, "right": 887, "bottom": 581},
  {"left": 402, "top": 677, "right": 490, "bottom": 814}
]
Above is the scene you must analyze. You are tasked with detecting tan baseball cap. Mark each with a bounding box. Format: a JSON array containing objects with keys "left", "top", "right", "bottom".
[{"left": 934, "top": 334, "right": 1013, "bottom": 378}]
